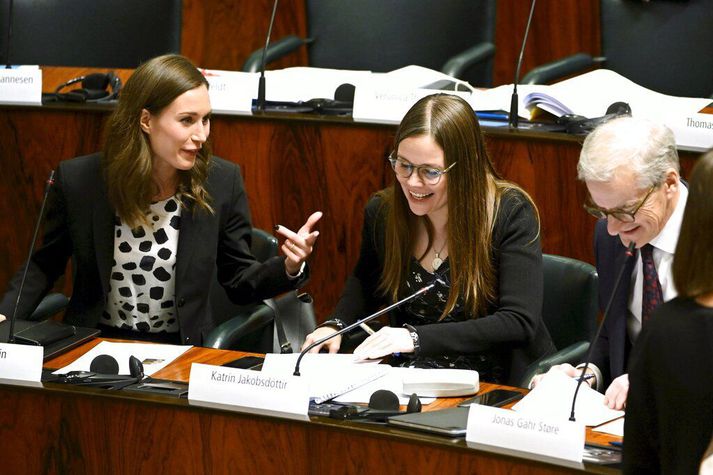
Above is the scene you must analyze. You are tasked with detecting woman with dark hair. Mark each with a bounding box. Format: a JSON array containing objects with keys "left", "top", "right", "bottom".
[
  {"left": 301, "top": 94, "right": 553, "bottom": 384},
  {"left": 0, "top": 54, "right": 321, "bottom": 345},
  {"left": 624, "top": 150, "right": 713, "bottom": 474}
]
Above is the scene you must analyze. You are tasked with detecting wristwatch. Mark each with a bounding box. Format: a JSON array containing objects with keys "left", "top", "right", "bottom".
[
  {"left": 402, "top": 324, "right": 421, "bottom": 355},
  {"left": 318, "top": 318, "right": 346, "bottom": 331}
]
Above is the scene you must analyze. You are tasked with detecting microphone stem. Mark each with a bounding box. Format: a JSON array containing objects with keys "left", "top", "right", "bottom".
[
  {"left": 4, "top": 0, "right": 14, "bottom": 68},
  {"left": 509, "top": 0, "right": 537, "bottom": 128},
  {"left": 257, "top": 0, "right": 279, "bottom": 112},
  {"left": 8, "top": 170, "right": 55, "bottom": 343},
  {"left": 569, "top": 241, "right": 636, "bottom": 421},
  {"left": 293, "top": 283, "right": 435, "bottom": 376}
]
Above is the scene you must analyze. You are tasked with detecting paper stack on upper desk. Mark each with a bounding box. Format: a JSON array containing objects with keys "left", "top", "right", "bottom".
[
  {"left": 512, "top": 370, "right": 624, "bottom": 427},
  {"left": 472, "top": 69, "right": 713, "bottom": 151}
]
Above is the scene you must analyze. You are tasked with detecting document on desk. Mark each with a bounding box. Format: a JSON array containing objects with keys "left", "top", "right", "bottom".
[
  {"left": 261, "top": 353, "right": 388, "bottom": 403},
  {"left": 53, "top": 341, "right": 191, "bottom": 376},
  {"left": 512, "top": 370, "right": 624, "bottom": 427}
]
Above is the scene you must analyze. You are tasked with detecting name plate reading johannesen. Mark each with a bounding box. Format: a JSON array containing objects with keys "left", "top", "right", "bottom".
[
  {"left": 0, "top": 343, "right": 43, "bottom": 382},
  {"left": 0, "top": 68, "right": 42, "bottom": 106},
  {"left": 466, "top": 404, "right": 584, "bottom": 463},
  {"left": 188, "top": 363, "right": 309, "bottom": 418},
  {"left": 201, "top": 69, "right": 256, "bottom": 115}
]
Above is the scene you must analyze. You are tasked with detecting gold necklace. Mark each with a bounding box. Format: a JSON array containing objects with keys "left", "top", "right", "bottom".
[{"left": 432, "top": 241, "right": 447, "bottom": 271}]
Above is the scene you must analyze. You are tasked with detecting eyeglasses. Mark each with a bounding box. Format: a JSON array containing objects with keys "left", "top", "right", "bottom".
[
  {"left": 388, "top": 157, "right": 456, "bottom": 185},
  {"left": 583, "top": 185, "right": 657, "bottom": 222}
]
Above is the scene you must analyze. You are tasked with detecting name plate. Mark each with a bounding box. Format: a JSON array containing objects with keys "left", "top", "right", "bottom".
[
  {"left": 0, "top": 343, "right": 43, "bottom": 382},
  {"left": 201, "top": 69, "right": 256, "bottom": 115},
  {"left": 466, "top": 404, "right": 584, "bottom": 463},
  {"left": 188, "top": 363, "right": 309, "bottom": 418},
  {"left": 0, "top": 67, "right": 42, "bottom": 105}
]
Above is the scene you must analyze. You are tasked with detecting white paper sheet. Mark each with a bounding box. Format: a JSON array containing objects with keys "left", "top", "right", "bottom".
[
  {"left": 512, "top": 370, "right": 624, "bottom": 427},
  {"left": 53, "top": 341, "right": 191, "bottom": 376},
  {"left": 333, "top": 367, "right": 436, "bottom": 405},
  {"left": 261, "top": 353, "right": 388, "bottom": 403}
]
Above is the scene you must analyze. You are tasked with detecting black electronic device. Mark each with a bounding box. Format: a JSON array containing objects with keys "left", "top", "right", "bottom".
[
  {"left": 459, "top": 389, "right": 524, "bottom": 408},
  {"left": 222, "top": 355, "right": 265, "bottom": 371},
  {"left": 48, "top": 72, "right": 122, "bottom": 103},
  {"left": 388, "top": 406, "right": 469, "bottom": 437}
]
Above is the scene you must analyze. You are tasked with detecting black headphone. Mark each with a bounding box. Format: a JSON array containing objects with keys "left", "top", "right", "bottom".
[{"left": 52, "top": 72, "right": 122, "bottom": 102}]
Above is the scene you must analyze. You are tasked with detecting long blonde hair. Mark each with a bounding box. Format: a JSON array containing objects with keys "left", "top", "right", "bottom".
[
  {"left": 379, "top": 94, "right": 538, "bottom": 319},
  {"left": 103, "top": 54, "right": 213, "bottom": 229}
]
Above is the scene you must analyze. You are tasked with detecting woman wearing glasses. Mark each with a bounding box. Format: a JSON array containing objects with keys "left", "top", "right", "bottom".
[{"left": 301, "top": 94, "right": 554, "bottom": 384}]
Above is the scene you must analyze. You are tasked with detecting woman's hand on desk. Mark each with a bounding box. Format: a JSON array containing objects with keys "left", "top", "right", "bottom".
[
  {"left": 353, "top": 327, "right": 414, "bottom": 360},
  {"left": 302, "top": 326, "right": 342, "bottom": 353},
  {"left": 275, "top": 211, "right": 323, "bottom": 276},
  {"left": 0, "top": 314, "right": 5, "bottom": 322}
]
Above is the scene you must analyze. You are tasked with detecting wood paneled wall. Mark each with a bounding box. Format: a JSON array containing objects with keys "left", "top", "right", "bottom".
[{"left": 177, "top": 0, "right": 601, "bottom": 87}]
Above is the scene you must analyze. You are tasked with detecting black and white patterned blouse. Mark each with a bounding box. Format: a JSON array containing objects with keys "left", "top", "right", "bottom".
[{"left": 102, "top": 196, "right": 181, "bottom": 334}]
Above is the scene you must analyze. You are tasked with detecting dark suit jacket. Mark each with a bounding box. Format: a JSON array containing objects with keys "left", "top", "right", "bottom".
[
  {"left": 0, "top": 153, "right": 306, "bottom": 345},
  {"left": 334, "top": 191, "right": 555, "bottom": 386},
  {"left": 591, "top": 220, "right": 637, "bottom": 387}
]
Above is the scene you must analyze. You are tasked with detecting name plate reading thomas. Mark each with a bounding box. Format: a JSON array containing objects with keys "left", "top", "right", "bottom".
[
  {"left": 0, "top": 67, "right": 42, "bottom": 106},
  {"left": 466, "top": 404, "right": 584, "bottom": 464},
  {"left": 0, "top": 343, "right": 43, "bottom": 382},
  {"left": 188, "top": 363, "right": 309, "bottom": 419}
]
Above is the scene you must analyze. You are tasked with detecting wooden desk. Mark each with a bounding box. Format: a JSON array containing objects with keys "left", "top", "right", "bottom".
[{"left": 0, "top": 339, "right": 620, "bottom": 474}]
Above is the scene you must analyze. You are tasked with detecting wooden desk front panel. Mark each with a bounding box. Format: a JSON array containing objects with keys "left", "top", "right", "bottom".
[{"left": 0, "top": 383, "right": 590, "bottom": 474}]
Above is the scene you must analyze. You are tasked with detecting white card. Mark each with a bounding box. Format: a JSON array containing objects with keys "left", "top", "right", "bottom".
[{"left": 0, "top": 343, "right": 44, "bottom": 382}]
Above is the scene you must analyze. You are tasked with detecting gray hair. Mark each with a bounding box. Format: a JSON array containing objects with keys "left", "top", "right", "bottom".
[{"left": 577, "top": 116, "right": 679, "bottom": 188}]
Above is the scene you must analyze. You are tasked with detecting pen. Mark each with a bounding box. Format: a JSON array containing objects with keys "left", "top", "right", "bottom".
[
  {"left": 359, "top": 323, "right": 375, "bottom": 335},
  {"left": 576, "top": 373, "right": 596, "bottom": 383}
]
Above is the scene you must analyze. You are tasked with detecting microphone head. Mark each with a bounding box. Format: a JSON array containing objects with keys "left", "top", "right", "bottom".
[{"left": 89, "top": 354, "right": 119, "bottom": 375}]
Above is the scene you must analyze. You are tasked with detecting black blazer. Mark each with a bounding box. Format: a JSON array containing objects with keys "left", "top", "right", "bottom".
[
  {"left": 334, "top": 191, "right": 555, "bottom": 385},
  {"left": 0, "top": 153, "right": 306, "bottom": 345},
  {"left": 591, "top": 220, "right": 637, "bottom": 386}
]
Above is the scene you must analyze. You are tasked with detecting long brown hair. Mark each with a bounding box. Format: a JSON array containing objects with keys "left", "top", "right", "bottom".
[
  {"left": 103, "top": 54, "right": 213, "bottom": 229},
  {"left": 378, "top": 94, "right": 539, "bottom": 319},
  {"left": 673, "top": 149, "right": 713, "bottom": 298}
]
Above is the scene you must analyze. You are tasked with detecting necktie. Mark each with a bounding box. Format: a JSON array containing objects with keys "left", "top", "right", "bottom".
[{"left": 640, "top": 244, "right": 663, "bottom": 324}]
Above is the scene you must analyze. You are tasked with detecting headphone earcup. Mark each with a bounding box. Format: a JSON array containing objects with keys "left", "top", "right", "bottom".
[
  {"left": 81, "top": 73, "right": 111, "bottom": 91},
  {"left": 406, "top": 393, "right": 422, "bottom": 413}
]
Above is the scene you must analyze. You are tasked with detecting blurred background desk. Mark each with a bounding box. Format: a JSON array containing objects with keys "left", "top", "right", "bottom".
[
  {"left": 0, "top": 92, "right": 699, "bottom": 318},
  {"left": 0, "top": 339, "right": 620, "bottom": 474}
]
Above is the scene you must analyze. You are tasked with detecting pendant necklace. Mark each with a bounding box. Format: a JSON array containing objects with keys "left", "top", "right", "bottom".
[{"left": 432, "top": 241, "right": 447, "bottom": 271}]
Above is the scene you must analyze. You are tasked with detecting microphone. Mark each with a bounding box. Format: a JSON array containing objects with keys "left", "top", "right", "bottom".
[
  {"left": 293, "top": 281, "right": 440, "bottom": 376},
  {"left": 3, "top": 0, "right": 13, "bottom": 68},
  {"left": 7, "top": 170, "right": 55, "bottom": 344},
  {"left": 256, "top": 0, "right": 279, "bottom": 112},
  {"left": 508, "top": 0, "right": 537, "bottom": 128},
  {"left": 569, "top": 240, "right": 636, "bottom": 422}
]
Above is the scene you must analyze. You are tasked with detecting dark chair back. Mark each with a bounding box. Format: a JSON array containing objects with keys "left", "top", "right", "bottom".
[
  {"left": 517, "top": 254, "right": 599, "bottom": 387},
  {"left": 0, "top": 0, "right": 182, "bottom": 68},
  {"left": 542, "top": 254, "right": 598, "bottom": 351},
  {"left": 305, "top": 0, "right": 496, "bottom": 87},
  {"left": 601, "top": 0, "right": 713, "bottom": 98}
]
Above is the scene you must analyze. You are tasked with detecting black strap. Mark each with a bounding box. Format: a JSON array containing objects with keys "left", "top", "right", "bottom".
[{"left": 264, "top": 296, "right": 293, "bottom": 354}]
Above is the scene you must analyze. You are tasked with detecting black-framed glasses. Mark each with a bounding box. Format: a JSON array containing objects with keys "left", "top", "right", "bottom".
[
  {"left": 583, "top": 185, "right": 657, "bottom": 222},
  {"left": 388, "top": 157, "right": 456, "bottom": 185}
]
